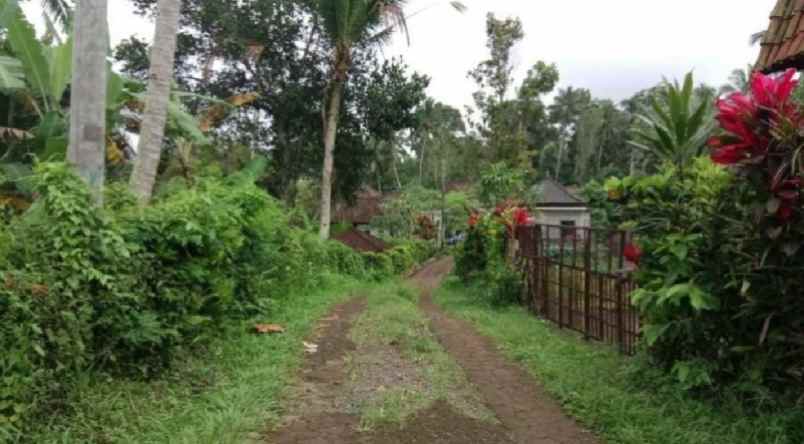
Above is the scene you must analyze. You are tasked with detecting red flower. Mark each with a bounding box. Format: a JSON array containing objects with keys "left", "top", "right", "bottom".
[
  {"left": 468, "top": 213, "right": 480, "bottom": 227},
  {"left": 624, "top": 243, "right": 642, "bottom": 265},
  {"left": 513, "top": 208, "right": 530, "bottom": 226}
]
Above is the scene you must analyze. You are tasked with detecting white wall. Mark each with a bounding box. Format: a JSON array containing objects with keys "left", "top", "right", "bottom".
[{"left": 535, "top": 208, "right": 590, "bottom": 227}]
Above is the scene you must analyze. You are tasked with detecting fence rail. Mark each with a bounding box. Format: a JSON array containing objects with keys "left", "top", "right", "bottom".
[{"left": 514, "top": 224, "right": 640, "bottom": 355}]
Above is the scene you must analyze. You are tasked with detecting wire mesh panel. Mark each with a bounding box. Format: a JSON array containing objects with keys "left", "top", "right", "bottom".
[{"left": 515, "top": 224, "right": 640, "bottom": 355}]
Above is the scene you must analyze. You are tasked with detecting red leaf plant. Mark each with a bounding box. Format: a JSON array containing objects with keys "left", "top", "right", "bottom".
[{"left": 709, "top": 68, "right": 803, "bottom": 227}]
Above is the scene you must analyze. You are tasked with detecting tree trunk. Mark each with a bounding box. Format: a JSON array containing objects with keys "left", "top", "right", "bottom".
[
  {"left": 392, "top": 151, "right": 402, "bottom": 191},
  {"left": 129, "top": 0, "right": 182, "bottom": 203},
  {"left": 319, "top": 79, "right": 344, "bottom": 240},
  {"left": 68, "top": 0, "right": 108, "bottom": 204},
  {"left": 418, "top": 141, "right": 425, "bottom": 185},
  {"left": 555, "top": 138, "right": 565, "bottom": 180}
]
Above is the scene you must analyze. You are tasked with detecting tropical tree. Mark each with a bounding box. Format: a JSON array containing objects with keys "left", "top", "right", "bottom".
[
  {"left": 68, "top": 0, "right": 108, "bottom": 202},
  {"left": 411, "top": 99, "right": 464, "bottom": 186},
  {"left": 39, "top": 0, "right": 73, "bottom": 33},
  {"left": 548, "top": 86, "right": 592, "bottom": 180},
  {"left": 468, "top": 14, "right": 557, "bottom": 170},
  {"left": 718, "top": 65, "right": 752, "bottom": 96},
  {"left": 129, "top": 0, "right": 182, "bottom": 203},
  {"left": 629, "top": 72, "right": 713, "bottom": 171},
  {"left": 315, "top": 0, "right": 465, "bottom": 240}
]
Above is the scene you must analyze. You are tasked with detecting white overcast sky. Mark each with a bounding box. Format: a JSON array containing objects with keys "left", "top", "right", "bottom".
[{"left": 24, "top": 0, "right": 774, "bottom": 110}]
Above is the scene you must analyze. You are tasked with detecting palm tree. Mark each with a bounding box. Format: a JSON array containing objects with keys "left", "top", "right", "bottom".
[
  {"left": 129, "top": 0, "right": 182, "bottom": 203},
  {"left": 68, "top": 0, "right": 108, "bottom": 203},
  {"left": 548, "top": 87, "right": 591, "bottom": 181},
  {"left": 41, "top": 0, "right": 73, "bottom": 33},
  {"left": 315, "top": 0, "right": 465, "bottom": 240},
  {"left": 718, "top": 65, "right": 752, "bottom": 96}
]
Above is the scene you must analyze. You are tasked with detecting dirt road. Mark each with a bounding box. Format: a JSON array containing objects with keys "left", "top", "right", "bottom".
[{"left": 262, "top": 257, "right": 598, "bottom": 444}]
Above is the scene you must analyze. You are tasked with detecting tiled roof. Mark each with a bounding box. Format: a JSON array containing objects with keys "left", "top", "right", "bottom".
[
  {"left": 535, "top": 179, "right": 587, "bottom": 207},
  {"left": 333, "top": 228, "right": 389, "bottom": 253},
  {"left": 756, "top": 0, "right": 804, "bottom": 73}
]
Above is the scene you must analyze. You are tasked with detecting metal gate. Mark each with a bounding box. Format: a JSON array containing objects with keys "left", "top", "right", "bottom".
[{"left": 515, "top": 224, "right": 640, "bottom": 355}]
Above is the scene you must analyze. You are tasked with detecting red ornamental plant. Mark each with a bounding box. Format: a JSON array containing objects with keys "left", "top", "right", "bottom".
[
  {"left": 624, "top": 243, "right": 643, "bottom": 266},
  {"left": 468, "top": 212, "right": 480, "bottom": 228},
  {"left": 709, "top": 68, "right": 804, "bottom": 240},
  {"left": 500, "top": 206, "right": 531, "bottom": 236}
]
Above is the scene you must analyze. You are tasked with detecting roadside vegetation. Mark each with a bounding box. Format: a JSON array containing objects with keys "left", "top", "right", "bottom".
[
  {"left": 435, "top": 278, "right": 804, "bottom": 444},
  {"left": 27, "top": 278, "right": 359, "bottom": 444}
]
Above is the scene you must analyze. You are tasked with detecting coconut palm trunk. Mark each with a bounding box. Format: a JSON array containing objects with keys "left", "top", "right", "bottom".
[
  {"left": 68, "top": 0, "right": 108, "bottom": 203},
  {"left": 130, "top": 0, "right": 182, "bottom": 203},
  {"left": 319, "top": 77, "right": 344, "bottom": 239},
  {"left": 315, "top": 0, "right": 465, "bottom": 240}
]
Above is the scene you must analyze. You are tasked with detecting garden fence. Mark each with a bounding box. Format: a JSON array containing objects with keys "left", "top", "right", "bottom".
[{"left": 514, "top": 224, "right": 640, "bottom": 355}]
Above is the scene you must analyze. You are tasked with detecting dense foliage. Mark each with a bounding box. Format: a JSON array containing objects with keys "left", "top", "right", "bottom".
[
  {"left": 605, "top": 68, "right": 804, "bottom": 402},
  {"left": 0, "top": 163, "right": 420, "bottom": 435},
  {"left": 455, "top": 200, "right": 529, "bottom": 306}
]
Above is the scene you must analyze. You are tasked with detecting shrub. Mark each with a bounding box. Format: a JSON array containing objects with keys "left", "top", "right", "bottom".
[
  {"left": 613, "top": 153, "right": 804, "bottom": 402},
  {"left": 364, "top": 251, "right": 395, "bottom": 280},
  {"left": 454, "top": 205, "right": 526, "bottom": 306},
  {"left": 0, "top": 162, "right": 371, "bottom": 433}
]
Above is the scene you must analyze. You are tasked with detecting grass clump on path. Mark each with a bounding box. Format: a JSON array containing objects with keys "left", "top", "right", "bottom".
[
  {"left": 26, "top": 276, "right": 359, "bottom": 444},
  {"left": 348, "top": 281, "right": 494, "bottom": 430},
  {"left": 434, "top": 276, "right": 804, "bottom": 444}
]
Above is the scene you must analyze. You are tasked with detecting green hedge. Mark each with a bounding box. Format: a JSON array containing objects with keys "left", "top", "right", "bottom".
[{"left": 0, "top": 163, "right": 376, "bottom": 435}]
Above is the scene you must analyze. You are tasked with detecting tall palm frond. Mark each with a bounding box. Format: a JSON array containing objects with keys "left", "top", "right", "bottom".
[{"left": 41, "top": 0, "right": 73, "bottom": 32}]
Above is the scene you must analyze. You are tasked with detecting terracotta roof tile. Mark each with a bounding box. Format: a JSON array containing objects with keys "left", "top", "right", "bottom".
[
  {"left": 757, "top": 0, "right": 804, "bottom": 72},
  {"left": 333, "top": 228, "right": 388, "bottom": 253}
]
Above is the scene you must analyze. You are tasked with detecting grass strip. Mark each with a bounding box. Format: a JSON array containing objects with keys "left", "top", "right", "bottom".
[{"left": 434, "top": 276, "right": 804, "bottom": 444}]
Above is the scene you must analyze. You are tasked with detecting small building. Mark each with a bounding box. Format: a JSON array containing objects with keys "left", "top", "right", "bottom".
[{"left": 532, "top": 179, "right": 591, "bottom": 238}]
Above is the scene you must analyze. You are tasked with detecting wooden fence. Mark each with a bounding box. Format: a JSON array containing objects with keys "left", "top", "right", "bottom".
[{"left": 514, "top": 224, "right": 640, "bottom": 355}]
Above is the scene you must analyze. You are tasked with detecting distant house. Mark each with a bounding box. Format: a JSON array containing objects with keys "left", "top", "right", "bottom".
[
  {"left": 332, "top": 188, "right": 384, "bottom": 228},
  {"left": 532, "top": 179, "right": 591, "bottom": 238},
  {"left": 330, "top": 188, "right": 391, "bottom": 253}
]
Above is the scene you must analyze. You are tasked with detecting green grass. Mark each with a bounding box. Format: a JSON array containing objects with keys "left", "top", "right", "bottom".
[
  {"left": 349, "top": 281, "right": 493, "bottom": 429},
  {"left": 25, "top": 274, "right": 362, "bottom": 444},
  {"left": 434, "top": 276, "right": 804, "bottom": 444}
]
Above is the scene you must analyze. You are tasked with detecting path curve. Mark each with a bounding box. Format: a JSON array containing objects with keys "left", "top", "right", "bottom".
[{"left": 414, "top": 257, "right": 599, "bottom": 444}]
